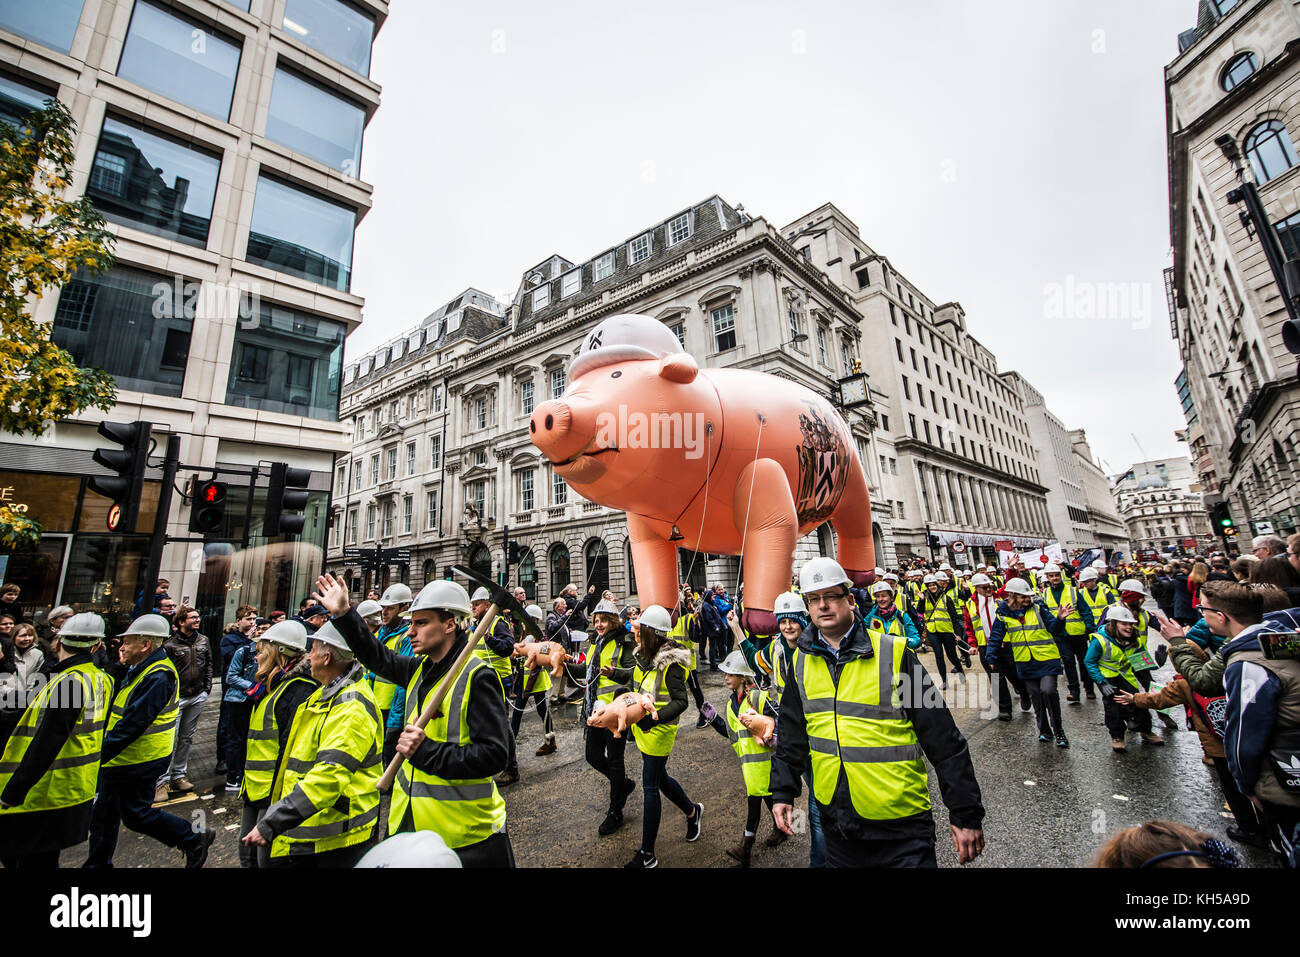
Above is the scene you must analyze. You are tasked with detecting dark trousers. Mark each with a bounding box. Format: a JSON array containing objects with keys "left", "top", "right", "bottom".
[
  {"left": 745, "top": 794, "right": 774, "bottom": 833},
  {"left": 238, "top": 800, "right": 271, "bottom": 868},
  {"left": 640, "top": 751, "right": 695, "bottom": 855},
  {"left": 265, "top": 837, "right": 373, "bottom": 869},
  {"left": 510, "top": 687, "right": 552, "bottom": 738},
  {"left": 995, "top": 646, "right": 1030, "bottom": 708},
  {"left": 85, "top": 756, "right": 197, "bottom": 868},
  {"left": 453, "top": 829, "right": 516, "bottom": 868},
  {"left": 383, "top": 725, "right": 401, "bottom": 767},
  {"left": 225, "top": 701, "right": 253, "bottom": 777},
  {"left": 501, "top": 680, "right": 518, "bottom": 776},
  {"left": 1102, "top": 677, "right": 1150, "bottom": 738},
  {"left": 1024, "top": 674, "right": 1064, "bottom": 736},
  {"left": 823, "top": 828, "right": 937, "bottom": 868},
  {"left": 585, "top": 724, "right": 629, "bottom": 809},
  {"left": 1210, "top": 757, "right": 1264, "bottom": 836},
  {"left": 685, "top": 670, "right": 705, "bottom": 711},
  {"left": 1059, "top": 636, "right": 1095, "bottom": 697},
  {"left": 215, "top": 698, "right": 231, "bottom": 767},
  {"left": 980, "top": 656, "right": 1016, "bottom": 717},
  {"left": 927, "top": 631, "right": 965, "bottom": 683}
]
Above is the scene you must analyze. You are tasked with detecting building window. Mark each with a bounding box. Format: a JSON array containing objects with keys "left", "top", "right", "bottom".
[
  {"left": 521, "top": 379, "right": 534, "bottom": 414},
  {"left": 549, "top": 543, "right": 570, "bottom": 592},
  {"left": 365, "top": 504, "right": 376, "bottom": 540},
  {"left": 118, "top": 2, "right": 242, "bottom": 121},
  {"left": 52, "top": 265, "right": 193, "bottom": 397},
  {"left": 712, "top": 304, "right": 736, "bottom": 352},
  {"left": 670, "top": 322, "right": 685, "bottom": 347},
  {"left": 247, "top": 175, "right": 355, "bottom": 291},
  {"left": 383, "top": 500, "right": 394, "bottom": 538},
  {"left": 908, "top": 414, "right": 917, "bottom": 438},
  {"left": 0, "top": 0, "right": 85, "bottom": 53},
  {"left": 469, "top": 481, "right": 486, "bottom": 517},
  {"left": 1276, "top": 210, "right": 1300, "bottom": 260},
  {"left": 788, "top": 301, "right": 804, "bottom": 340},
  {"left": 1245, "top": 120, "right": 1299, "bottom": 185},
  {"left": 668, "top": 212, "right": 692, "bottom": 245},
  {"left": 266, "top": 67, "right": 365, "bottom": 172},
  {"left": 629, "top": 233, "right": 651, "bottom": 265},
  {"left": 550, "top": 368, "right": 566, "bottom": 399},
  {"left": 817, "top": 326, "right": 828, "bottom": 365},
  {"left": 236, "top": 344, "right": 270, "bottom": 382},
  {"left": 561, "top": 269, "right": 581, "bottom": 298},
  {"left": 520, "top": 470, "right": 534, "bottom": 511},
  {"left": 406, "top": 442, "right": 416, "bottom": 476},
  {"left": 518, "top": 552, "right": 537, "bottom": 600},
  {"left": 226, "top": 302, "right": 346, "bottom": 419},
  {"left": 798, "top": 246, "right": 811, "bottom": 261},
  {"left": 353, "top": 459, "right": 362, "bottom": 491},
  {"left": 402, "top": 495, "right": 412, "bottom": 533},
  {"left": 336, "top": 466, "right": 346, "bottom": 495},
  {"left": 553, "top": 471, "right": 567, "bottom": 505},
  {"left": 369, "top": 454, "right": 379, "bottom": 485},
  {"left": 856, "top": 267, "right": 871, "bottom": 289},
  {"left": 882, "top": 415, "right": 890, "bottom": 432},
  {"left": 347, "top": 508, "right": 357, "bottom": 543},
  {"left": 532, "top": 284, "right": 550, "bottom": 310},
  {"left": 281, "top": 0, "right": 375, "bottom": 76},
  {"left": 1221, "top": 51, "right": 1259, "bottom": 91},
  {"left": 426, "top": 490, "right": 438, "bottom": 530},
  {"left": 0, "top": 73, "right": 52, "bottom": 130},
  {"left": 475, "top": 396, "right": 487, "bottom": 429},
  {"left": 593, "top": 251, "right": 615, "bottom": 282},
  {"left": 90, "top": 113, "right": 221, "bottom": 247},
  {"left": 472, "top": 448, "right": 486, "bottom": 466},
  {"left": 429, "top": 435, "right": 441, "bottom": 470}
]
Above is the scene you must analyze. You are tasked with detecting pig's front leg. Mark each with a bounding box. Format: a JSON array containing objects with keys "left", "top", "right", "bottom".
[
  {"left": 733, "top": 458, "right": 798, "bottom": 636},
  {"left": 626, "top": 512, "right": 680, "bottom": 614},
  {"left": 829, "top": 452, "right": 876, "bottom": 588}
]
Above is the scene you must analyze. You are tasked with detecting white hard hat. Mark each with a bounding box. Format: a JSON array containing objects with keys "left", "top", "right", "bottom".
[
  {"left": 379, "top": 583, "right": 413, "bottom": 607},
  {"left": 57, "top": 613, "right": 106, "bottom": 647},
  {"left": 1042, "top": 563, "right": 1061, "bottom": 574},
  {"left": 1003, "top": 578, "right": 1034, "bottom": 596},
  {"left": 356, "top": 599, "right": 382, "bottom": 620},
  {"left": 638, "top": 604, "right": 672, "bottom": 634},
  {"left": 923, "top": 574, "right": 937, "bottom": 585},
  {"left": 884, "top": 573, "right": 899, "bottom": 582},
  {"left": 524, "top": 604, "right": 543, "bottom": 623},
  {"left": 311, "top": 621, "right": 352, "bottom": 655},
  {"left": 120, "top": 614, "right": 171, "bottom": 639},
  {"left": 470, "top": 586, "right": 492, "bottom": 603},
  {"left": 1078, "top": 568, "right": 1098, "bottom": 582},
  {"left": 939, "top": 563, "right": 952, "bottom": 572},
  {"left": 870, "top": 581, "right": 894, "bottom": 595},
  {"left": 409, "top": 580, "right": 472, "bottom": 618},
  {"left": 873, "top": 566, "right": 885, "bottom": 577},
  {"left": 799, "top": 557, "right": 851, "bottom": 594},
  {"left": 593, "top": 598, "right": 619, "bottom": 618},
  {"left": 718, "top": 650, "right": 753, "bottom": 676},
  {"left": 1105, "top": 603, "right": 1137, "bottom": 624},
  {"left": 357, "top": 831, "right": 462, "bottom": 869},
  {"left": 1119, "top": 579, "right": 1147, "bottom": 596},
  {"left": 263, "top": 619, "right": 309, "bottom": 655},
  {"left": 971, "top": 574, "right": 993, "bottom": 587},
  {"left": 774, "top": 591, "right": 807, "bottom": 616},
  {"left": 935, "top": 571, "right": 949, "bottom": 582},
  {"left": 1091, "top": 559, "right": 1106, "bottom": 570}
]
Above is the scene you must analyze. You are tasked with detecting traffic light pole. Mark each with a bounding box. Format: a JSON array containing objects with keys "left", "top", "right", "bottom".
[{"left": 143, "top": 434, "right": 181, "bottom": 598}]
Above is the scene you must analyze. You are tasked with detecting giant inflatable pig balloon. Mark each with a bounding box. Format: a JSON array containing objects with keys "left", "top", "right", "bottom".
[{"left": 529, "top": 314, "right": 875, "bottom": 635}]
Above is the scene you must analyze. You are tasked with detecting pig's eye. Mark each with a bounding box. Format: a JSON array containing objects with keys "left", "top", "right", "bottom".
[{"left": 610, "top": 371, "right": 622, "bottom": 378}]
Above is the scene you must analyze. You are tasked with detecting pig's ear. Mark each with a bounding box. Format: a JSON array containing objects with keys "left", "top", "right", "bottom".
[{"left": 658, "top": 353, "right": 698, "bottom": 383}]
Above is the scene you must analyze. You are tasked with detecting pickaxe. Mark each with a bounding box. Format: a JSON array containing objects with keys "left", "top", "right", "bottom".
[{"left": 377, "top": 564, "right": 544, "bottom": 792}]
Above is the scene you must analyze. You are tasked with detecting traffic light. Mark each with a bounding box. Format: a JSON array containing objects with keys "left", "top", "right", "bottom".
[
  {"left": 89, "top": 420, "right": 152, "bottom": 533},
  {"left": 190, "top": 478, "right": 229, "bottom": 534},
  {"left": 929, "top": 534, "right": 942, "bottom": 550},
  {"left": 265, "top": 462, "right": 311, "bottom": 536},
  {"left": 507, "top": 541, "right": 522, "bottom": 565},
  {"left": 1210, "top": 502, "right": 1236, "bottom": 537}
]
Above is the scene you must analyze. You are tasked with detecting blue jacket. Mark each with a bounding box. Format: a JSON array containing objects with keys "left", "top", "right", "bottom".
[
  {"left": 1222, "top": 623, "right": 1291, "bottom": 801},
  {"left": 386, "top": 631, "right": 413, "bottom": 730},
  {"left": 220, "top": 630, "right": 250, "bottom": 675},
  {"left": 698, "top": 599, "right": 725, "bottom": 639},
  {"left": 713, "top": 592, "right": 733, "bottom": 617},
  {"left": 864, "top": 606, "right": 921, "bottom": 650},
  {"left": 984, "top": 599, "right": 1066, "bottom": 679},
  {"left": 224, "top": 642, "right": 258, "bottom": 703},
  {"left": 100, "top": 646, "right": 177, "bottom": 765},
  {"left": 1172, "top": 574, "right": 1195, "bottom": 621},
  {"left": 1183, "top": 618, "right": 1225, "bottom": 653}
]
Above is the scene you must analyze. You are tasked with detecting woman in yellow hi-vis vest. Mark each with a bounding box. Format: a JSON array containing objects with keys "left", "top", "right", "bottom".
[
  {"left": 983, "top": 578, "right": 1072, "bottom": 747},
  {"left": 588, "top": 599, "right": 639, "bottom": 836},
  {"left": 0, "top": 613, "right": 111, "bottom": 868},
  {"left": 605, "top": 604, "right": 701, "bottom": 869}
]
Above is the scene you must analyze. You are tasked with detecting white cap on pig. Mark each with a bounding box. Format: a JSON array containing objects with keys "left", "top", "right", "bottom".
[{"left": 570, "top": 314, "right": 685, "bottom": 380}]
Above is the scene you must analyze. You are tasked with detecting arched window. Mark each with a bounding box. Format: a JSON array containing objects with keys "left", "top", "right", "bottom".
[
  {"left": 1245, "top": 120, "right": 1299, "bottom": 184},
  {"left": 585, "top": 538, "right": 609, "bottom": 595},
  {"left": 625, "top": 540, "right": 637, "bottom": 599},
  {"left": 1220, "top": 52, "right": 1258, "bottom": 91},
  {"left": 816, "top": 522, "right": 835, "bottom": 557},
  {"left": 468, "top": 543, "right": 491, "bottom": 584},
  {"left": 422, "top": 559, "right": 437, "bottom": 585},
  {"left": 518, "top": 551, "right": 537, "bottom": 601},
  {"left": 549, "top": 544, "right": 570, "bottom": 599}
]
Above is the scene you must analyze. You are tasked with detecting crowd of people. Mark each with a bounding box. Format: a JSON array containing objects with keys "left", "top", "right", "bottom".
[{"left": 0, "top": 531, "right": 1296, "bottom": 871}]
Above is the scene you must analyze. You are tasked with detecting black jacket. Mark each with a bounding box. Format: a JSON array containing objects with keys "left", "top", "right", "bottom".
[
  {"left": 770, "top": 620, "right": 984, "bottom": 841},
  {"left": 333, "top": 609, "right": 508, "bottom": 780},
  {"left": 101, "top": 646, "right": 177, "bottom": 764},
  {"left": 163, "top": 629, "right": 212, "bottom": 699}
]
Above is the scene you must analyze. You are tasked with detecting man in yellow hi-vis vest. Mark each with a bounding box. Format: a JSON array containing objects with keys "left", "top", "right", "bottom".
[
  {"left": 771, "top": 557, "right": 985, "bottom": 868},
  {"left": 86, "top": 614, "right": 216, "bottom": 868}
]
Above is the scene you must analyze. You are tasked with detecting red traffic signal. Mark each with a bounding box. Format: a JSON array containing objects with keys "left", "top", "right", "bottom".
[{"left": 189, "top": 478, "right": 229, "bottom": 535}]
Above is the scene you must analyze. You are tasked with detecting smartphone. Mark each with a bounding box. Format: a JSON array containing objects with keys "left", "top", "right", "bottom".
[{"left": 1260, "top": 630, "right": 1300, "bottom": 662}]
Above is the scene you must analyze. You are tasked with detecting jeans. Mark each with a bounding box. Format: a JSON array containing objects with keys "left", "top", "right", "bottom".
[
  {"left": 640, "top": 751, "right": 695, "bottom": 855},
  {"left": 86, "top": 756, "right": 198, "bottom": 867},
  {"left": 1025, "top": 674, "right": 1063, "bottom": 736},
  {"left": 1059, "top": 635, "right": 1095, "bottom": 697},
  {"left": 225, "top": 700, "right": 252, "bottom": 778},
  {"left": 159, "top": 691, "right": 208, "bottom": 785},
  {"left": 803, "top": 767, "right": 826, "bottom": 867},
  {"left": 823, "top": 828, "right": 937, "bottom": 867},
  {"left": 215, "top": 698, "right": 231, "bottom": 768},
  {"left": 585, "top": 724, "right": 629, "bottom": 809}
]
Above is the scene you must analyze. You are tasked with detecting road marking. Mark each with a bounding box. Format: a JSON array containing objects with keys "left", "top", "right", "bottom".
[
  {"left": 1112, "top": 794, "right": 1129, "bottom": 801},
  {"left": 1024, "top": 780, "right": 1036, "bottom": 786}
]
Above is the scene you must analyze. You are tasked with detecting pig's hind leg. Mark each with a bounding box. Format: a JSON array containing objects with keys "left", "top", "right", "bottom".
[
  {"left": 733, "top": 458, "right": 798, "bottom": 636},
  {"left": 830, "top": 458, "right": 877, "bottom": 588}
]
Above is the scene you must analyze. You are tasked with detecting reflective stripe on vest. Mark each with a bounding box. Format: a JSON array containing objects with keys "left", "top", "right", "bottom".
[
  {"left": 104, "top": 657, "right": 179, "bottom": 768},
  {"left": 269, "top": 669, "right": 381, "bottom": 858},
  {"left": 997, "top": 605, "right": 1061, "bottom": 664},
  {"left": 1078, "top": 586, "right": 1114, "bottom": 623},
  {"left": 669, "top": 614, "right": 697, "bottom": 671},
  {"left": 631, "top": 654, "right": 682, "bottom": 757},
  {"left": 923, "top": 592, "right": 953, "bottom": 633},
  {"left": 474, "top": 615, "right": 515, "bottom": 684},
  {"left": 1042, "top": 583, "right": 1087, "bottom": 636},
  {"left": 369, "top": 620, "right": 408, "bottom": 713},
  {"left": 725, "top": 687, "right": 773, "bottom": 797},
  {"left": 595, "top": 635, "right": 626, "bottom": 705},
  {"left": 965, "top": 600, "right": 987, "bottom": 647},
  {"left": 865, "top": 612, "right": 904, "bottom": 639},
  {"left": 242, "top": 672, "right": 316, "bottom": 802},
  {"left": 1093, "top": 634, "right": 1138, "bottom": 686},
  {"left": 389, "top": 654, "right": 507, "bottom": 849},
  {"left": 0, "top": 663, "right": 111, "bottom": 814},
  {"left": 791, "top": 632, "right": 930, "bottom": 820}
]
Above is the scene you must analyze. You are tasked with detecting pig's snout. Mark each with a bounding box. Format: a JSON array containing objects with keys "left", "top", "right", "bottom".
[{"left": 530, "top": 400, "right": 586, "bottom": 462}]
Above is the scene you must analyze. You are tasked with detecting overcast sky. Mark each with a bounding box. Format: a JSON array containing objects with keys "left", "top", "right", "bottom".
[{"left": 350, "top": 0, "right": 1196, "bottom": 477}]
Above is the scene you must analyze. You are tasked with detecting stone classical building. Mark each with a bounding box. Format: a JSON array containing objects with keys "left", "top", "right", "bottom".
[
  {"left": 0, "top": 0, "right": 386, "bottom": 633},
  {"left": 1166, "top": 0, "right": 1300, "bottom": 543},
  {"left": 330, "top": 196, "right": 895, "bottom": 602},
  {"left": 1070, "top": 429, "right": 1131, "bottom": 558},
  {"left": 1113, "top": 457, "right": 1212, "bottom": 555},
  {"left": 781, "top": 203, "right": 1055, "bottom": 567}
]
